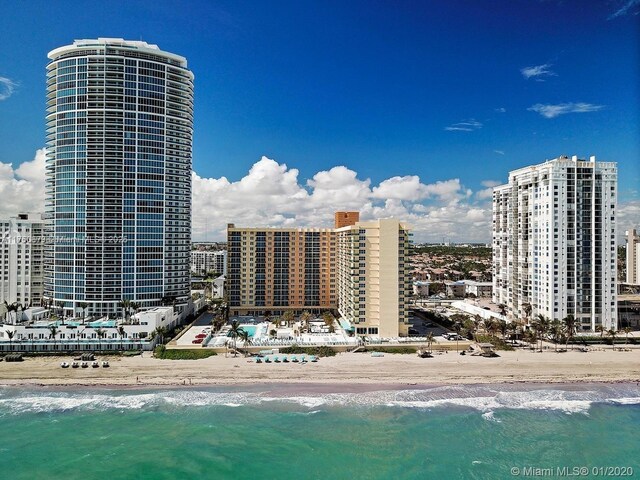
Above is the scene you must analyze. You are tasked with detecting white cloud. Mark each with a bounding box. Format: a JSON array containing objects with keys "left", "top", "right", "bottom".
[
  {"left": 520, "top": 64, "right": 556, "bottom": 80},
  {"left": 445, "top": 119, "right": 482, "bottom": 132},
  {"left": 528, "top": 102, "right": 605, "bottom": 119},
  {"left": 481, "top": 180, "right": 502, "bottom": 188},
  {"left": 0, "top": 150, "right": 497, "bottom": 243},
  {"left": 608, "top": 0, "right": 640, "bottom": 19},
  {"left": 0, "top": 77, "right": 17, "bottom": 101},
  {"left": 475, "top": 188, "right": 495, "bottom": 200},
  {"left": 0, "top": 149, "right": 46, "bottom": 217},
  {"left": 495, "top": 107, "right": 506, "bottom": 113},
  {"left": 493, "top": 150, "right": 505, "bottom": 155},
  {"left": 372, "top": 175, "right": 428, "bottom": 201},
  {"left": 192, "top": 158, "right": 486, "bottom": 242},
  {"left": 618, "top": 200, "right": 640, "bottom": 241}
]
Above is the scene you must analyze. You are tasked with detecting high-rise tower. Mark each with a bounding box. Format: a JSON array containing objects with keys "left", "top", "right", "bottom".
[
  {"left": 44, "top": 39, "right": 194, "bottom": 316},
  {"left": 492, "top": 155, "right": 617, "bottom": 331}
]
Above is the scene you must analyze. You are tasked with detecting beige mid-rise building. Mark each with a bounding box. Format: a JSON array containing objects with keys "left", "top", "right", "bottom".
[
  {"left": 226, "top": 214, "right": 411, "bottom": 337},
  {"left": 335, "top": 218, "right": 411, "bottom": 338}
]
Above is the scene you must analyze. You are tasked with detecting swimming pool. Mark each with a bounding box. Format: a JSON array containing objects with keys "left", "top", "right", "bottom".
[{"left": 228, "top": 325, "right": 258, "bottom": 338}]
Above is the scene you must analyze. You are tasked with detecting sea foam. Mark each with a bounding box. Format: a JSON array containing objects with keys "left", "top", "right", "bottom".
[{"left": 0, "top": 384, "right": 638, "bottom": 416}]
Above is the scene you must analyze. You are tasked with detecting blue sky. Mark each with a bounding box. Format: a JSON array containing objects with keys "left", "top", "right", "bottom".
[{"left": 0, "top": 0, "right": 638, "bottom": 241}]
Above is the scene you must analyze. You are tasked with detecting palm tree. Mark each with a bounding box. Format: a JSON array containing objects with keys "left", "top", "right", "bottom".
[
  {"left": 522, "top": 302, "right": 532, "bottom": 325},
  {"left": 453, "top": 319, "right": 463, "bottom": 352},
  {"left": 532, "top": 314, "right": 550, "bottom": 352},
  {"left": 238, "top": 330, "right": 251, "bottom": 356},
  {"left": 623, "top": 326, "right": 632, "bottom": 345},
  {"left": 227, "top": 320, "right": 245, "bottom": 357},
  {"left": 607, "top": 329, "right": 617, "bottom": 350},
  {"left": 130, "top": 302, "right": 140, "bottom": 320},
  {"left": 595, "top": 324, "right": 605, "bottom": 341},
  {"left": 77, "top": 327, "right": 85, "bottom": 352},
  {"left": 118, "top": 326, "right": 126, "bottom": 351},
  {"left": 6, "top": 330, "right": 15, "bottom": 351},
  {"left": 549, "top": 319, "right": 563, "bottom": 352},
  {"left": 523, "top": 329, "right": 537, "bottom": 350},
  {"left": 119, "top": 299, "right": 131, "bottom": 322},
  {"left": 78, "top": 302, "right": 89, "bottom": 324},
  {"left": 154, "top": 326, "right": 168, "bottom": 345},
  {"left": 463, "top": 318, "right": 477, "bottom": 341},
  {"left": 56, "top": 301, "right": 66, "bottom": 319},
  {"left": 563, "top": 315, "right": 576, "bottom": 351},
  {"left": 283, "top": 310, "right": 295, "bottom": 328},
  {"left": 49, "top": 326, "right": 59, "bottom": 350},
  {"left": 497, "top": 303, "right": 507, "bottom": 318},
  {"left": 426, "top": 332, "right": 434, "bottom": 354},
  {"left": 95, "top": 327, "right": 105, "bottom": 351},
  {"left": 300, "top": 311, "right": 312, "bottom": 334}
]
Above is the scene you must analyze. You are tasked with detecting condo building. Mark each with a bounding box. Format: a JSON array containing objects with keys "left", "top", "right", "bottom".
[
  {"left": 626, "top": 229, "right": 640, "bottom": 285},
  {"left": 227, "top": 213, "right": 411, "bottom": 337},
  {"left": 493, "top": 155, "right": 617, "bottom": 331},
  {"left": 190, "top": 250, "right": 228, "bottom": 276},
  {"left": 335, "top": 218, "right": 412, "bottom": 337},
  {"left": 0, "top": 213, "right": 48, "bottom": 307},
  {"left": 44, "top": 38, "right": 194, "bottom": 316}
]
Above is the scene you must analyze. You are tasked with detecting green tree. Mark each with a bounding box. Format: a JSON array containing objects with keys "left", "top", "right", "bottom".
[
  {"left": 607, "top": 329, "right": 617, "bottom": 350},
  {"left": 549, "top": 319, "right": 564, "bottom": 352},
  {"left": 78, "top": 302, "right": 89, "bottom": 324},
  {"left": 227, "top": 320, "right": 245, "bottom": 357},
  {"left": 95, "top": 328, "right": 105, "bottom": 351},
  {"left": 283, "top": 310, "right": 295, "bottom": 328},
  {"left": 562, "top": 315, "right": 577, "bottom": 350},
  {"left": 426, "top": 332, "right": 434, "bottom": 354},
  {"left": 49, "top": 326, "right": 59, "bottom": 350},
  {"left": 119, "top": 299, "right": 131, "bottom": 321},
  {"left": 6, "top": 330, "right": 15, "bottom": 351},
  {"left": 238, "top": 329, "right": 251, "bottom": 355},
  {"left": 118, "top": 326, "right": 126, "bottom": 351},
  {"left": 300, "top": 311, "right": 312, "bottom": 334}
]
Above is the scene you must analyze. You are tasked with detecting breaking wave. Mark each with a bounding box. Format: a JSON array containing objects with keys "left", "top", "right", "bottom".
[{"left": 0, "top": 384, "right": 638, "bottom": 416}]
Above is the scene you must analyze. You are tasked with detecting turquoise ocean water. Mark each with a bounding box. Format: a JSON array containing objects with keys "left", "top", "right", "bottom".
[{"left": 0, "top": 383, "right": 639, "bottom": 480}]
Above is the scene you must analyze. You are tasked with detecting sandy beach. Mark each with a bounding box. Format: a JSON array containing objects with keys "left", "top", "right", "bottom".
[{"left": 1, "top": 348, "right": 639, "bottom": 387}]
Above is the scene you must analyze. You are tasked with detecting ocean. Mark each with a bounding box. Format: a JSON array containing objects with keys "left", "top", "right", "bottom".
[{"left": 0, "top": 383, "right": 638, "bottom": 479}]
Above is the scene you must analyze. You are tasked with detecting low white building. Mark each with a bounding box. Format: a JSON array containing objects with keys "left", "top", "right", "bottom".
[
  {"left": 0, "top": 300, "right": 206, "bottom": 353},
  {"left": 462, "top": 280, "right": 492, "bottom": 298}
]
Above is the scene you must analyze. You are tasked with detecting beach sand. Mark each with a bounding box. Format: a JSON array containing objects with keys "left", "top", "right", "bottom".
[{"left": 1, "top": 348, "right": 639, "bottom": 387}]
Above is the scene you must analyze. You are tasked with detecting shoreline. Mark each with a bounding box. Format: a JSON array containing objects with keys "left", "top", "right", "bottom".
[{"left": 1, "top": 349, "right": 639, "bottom": 389}]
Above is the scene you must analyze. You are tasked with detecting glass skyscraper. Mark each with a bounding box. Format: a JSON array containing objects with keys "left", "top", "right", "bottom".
[{"left": 44, "top": 38, "right": 194, "bottom": 316}]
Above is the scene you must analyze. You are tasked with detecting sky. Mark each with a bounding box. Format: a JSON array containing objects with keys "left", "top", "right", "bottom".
[{"left": 0, "top": 0, "right": 638, "bottom": 242}]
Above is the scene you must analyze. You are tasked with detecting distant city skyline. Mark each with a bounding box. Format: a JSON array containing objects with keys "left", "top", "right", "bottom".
[{"left": 0, "top": 1, "right": 638, "bottom": 242}]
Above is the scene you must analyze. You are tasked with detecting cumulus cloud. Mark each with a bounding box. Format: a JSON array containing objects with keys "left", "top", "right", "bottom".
[
  {"left": 618, "top": 200, "right": 640, "bottom": 241},
  {"left": 0, "top": 149, "right": 47, "bottom": 217},
  {"left": 481, "top": 180, "right": 502, "bottom": 188},
  {"left": 0, "top": 150, "right": 496, "bottom": 243},
  {"left": 444, "top": 119, "right": 482, "bottom": 132},
  {"left": 0, "top": 77, "right": 17, "bottom": 101},
  {"left": 520, "top": 64, "right": 556, "bottom": 80},
  {"left": 193, "top": 157, "right": 488, "bottom": 242},
  {"left": 528, "top": 102, "right": 605, "bottom": 119},
  {"left": 608, "top": 0, "right": 640, "bottom": 19}
]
